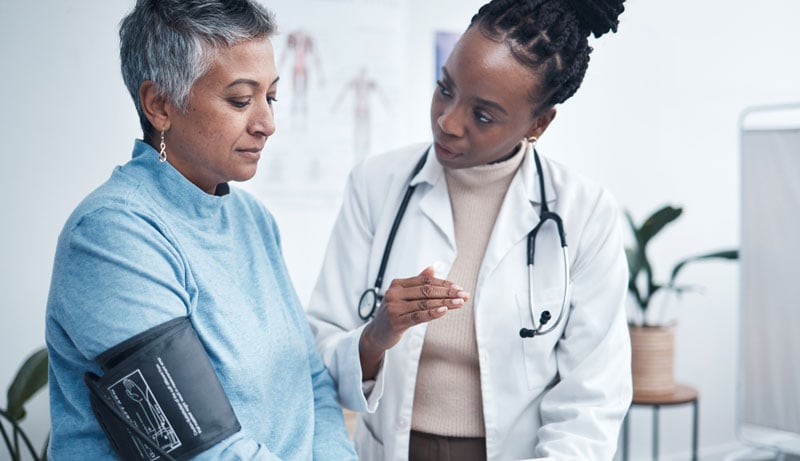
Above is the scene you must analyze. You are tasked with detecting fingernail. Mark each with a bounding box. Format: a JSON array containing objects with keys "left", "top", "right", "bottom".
[
  {"left": 452, "top": 284, "right": 464, "bottom": 291},
  {"left": 436, "top": 307, "right": 448, "bottom": 313},
  {"left": 452, "top": 298, "right": 464, "bottom": 305},
  {"left": 457, "top": 291, "right": 469, "bottom": 298}
]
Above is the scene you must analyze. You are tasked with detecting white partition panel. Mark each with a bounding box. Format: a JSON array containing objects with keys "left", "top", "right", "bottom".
[{"left": 739, "top": 116, "right": 800, "bottom": 455}]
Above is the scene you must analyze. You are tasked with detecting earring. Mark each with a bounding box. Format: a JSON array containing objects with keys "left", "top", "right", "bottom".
[
  {"left": 527, "top": 135, "right": 538, "bottom": 145},
  {"left": 159, "top": 130, "right": 167, "bottom": 163}
]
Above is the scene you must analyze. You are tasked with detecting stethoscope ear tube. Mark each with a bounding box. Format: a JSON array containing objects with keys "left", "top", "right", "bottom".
[{"left": 359, "top": 152, "right": 428, "bottom": 322}]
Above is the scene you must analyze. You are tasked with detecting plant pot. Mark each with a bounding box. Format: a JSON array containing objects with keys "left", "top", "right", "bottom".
[{"left": 629, "top": 324, "right": 675, "bottom": 397}]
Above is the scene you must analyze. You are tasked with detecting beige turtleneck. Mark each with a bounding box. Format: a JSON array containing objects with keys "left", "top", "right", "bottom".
[{"left": 411, "top": 142, "right": 527, "bottom": 437}]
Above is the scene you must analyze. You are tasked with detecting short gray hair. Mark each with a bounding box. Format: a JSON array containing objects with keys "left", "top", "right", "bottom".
[{"left": 119, "top": 0, "right": 277, "bottom": 138}]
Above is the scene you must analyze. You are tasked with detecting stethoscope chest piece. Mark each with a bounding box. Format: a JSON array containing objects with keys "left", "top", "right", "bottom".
[{"left": 358, "top": 288, "right": 381, "bottom": 321}]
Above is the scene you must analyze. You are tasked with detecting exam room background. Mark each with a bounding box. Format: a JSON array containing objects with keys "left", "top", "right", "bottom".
[{"left": 1, "top": 1, "right": 798, "bottom": 460}]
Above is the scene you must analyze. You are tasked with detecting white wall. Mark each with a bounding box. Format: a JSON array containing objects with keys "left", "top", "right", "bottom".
[{"left": 1, "top": 1, "right": 799, "bottom": 460}]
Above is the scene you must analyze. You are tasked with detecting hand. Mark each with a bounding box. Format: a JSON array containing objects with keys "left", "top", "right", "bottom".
[{"left": 359, "top": 267, "right": 469, "bottom": 380}]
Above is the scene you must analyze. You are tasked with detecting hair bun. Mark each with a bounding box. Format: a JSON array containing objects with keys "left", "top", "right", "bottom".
[{"left": 564, "top": 0, "right": 625, "bottom": 38}]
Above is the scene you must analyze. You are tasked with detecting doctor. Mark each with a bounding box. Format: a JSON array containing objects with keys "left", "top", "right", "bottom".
[{"left": 307, "top": 0, "right": 631, "bottom": 459}]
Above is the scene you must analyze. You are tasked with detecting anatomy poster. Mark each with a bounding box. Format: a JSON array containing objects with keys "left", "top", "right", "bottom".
[
  {"left": 435, "top": 31, "right": 460, "bottom": 81},
  {"left": 245, "top": 0, "right": 406, "bottom": 201}
]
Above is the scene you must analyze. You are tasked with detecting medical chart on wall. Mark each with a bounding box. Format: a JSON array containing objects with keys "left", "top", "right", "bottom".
[{"left": 242, "top": 0, "right": 406, "bottom": 202}]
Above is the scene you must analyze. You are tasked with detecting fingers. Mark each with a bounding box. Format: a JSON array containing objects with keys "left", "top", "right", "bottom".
[
  {"left": 392, "top": 266, "right": 448, "bottom": 289},
  {"left": 386, "top": 284, "right": 468, "bottom": 303},
  {"left": 378, "top": 267, "right": 471, "bottom": 332},
  {"left": 408, "top": 296, "right": 465, "bottom": 312},
  {"left": 388, "top": 267, "right": 469, "bottom": 302},
  {"left": 402, "top": 305, "right": 450, "bottom": 326}
]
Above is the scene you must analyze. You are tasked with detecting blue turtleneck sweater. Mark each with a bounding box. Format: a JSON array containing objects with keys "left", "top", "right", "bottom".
[{"left": 46, "top": 140, "right": 356, "bottom": 460}]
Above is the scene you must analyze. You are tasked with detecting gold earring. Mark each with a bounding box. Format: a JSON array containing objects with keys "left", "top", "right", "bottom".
[
  {"left": 159, "top": 130, "right": 167, "bottom": 163},
  {"left": 527, "top": 136, "right": 538, "bottom": 144}
]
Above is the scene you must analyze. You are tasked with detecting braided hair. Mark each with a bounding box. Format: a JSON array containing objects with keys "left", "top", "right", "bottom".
[{"left": 471, "top": 0, "right": 625, "bottom": 114}]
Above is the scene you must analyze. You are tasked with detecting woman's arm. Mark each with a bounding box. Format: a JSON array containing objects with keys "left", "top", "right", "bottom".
[{"left": 47, "top": 207, "right": 287, "bottom": 460}]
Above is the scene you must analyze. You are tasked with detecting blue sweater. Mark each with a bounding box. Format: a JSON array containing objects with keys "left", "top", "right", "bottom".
[{"left": 45, "top": 140, "right": 356, "bottom": 460}]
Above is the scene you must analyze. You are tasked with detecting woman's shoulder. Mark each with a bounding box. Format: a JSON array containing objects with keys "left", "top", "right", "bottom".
[
  {"left": 542, "top": 155, "right": 617, "bottom": 204},
  {"left": 61, "top": 168, "right": 150, "bottom": 232}
]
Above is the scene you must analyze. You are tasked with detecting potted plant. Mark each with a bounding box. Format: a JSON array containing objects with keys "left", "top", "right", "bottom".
[
  {"left": 625, "top": 205, "right": 738, "bottom": 396},
  {"left": 1, "top": 347, "right": 49, "bottom": 461}
]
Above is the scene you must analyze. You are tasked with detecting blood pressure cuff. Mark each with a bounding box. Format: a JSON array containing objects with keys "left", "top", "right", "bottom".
[{"left": 84, "top": 317, "right": 241, "bottom": 461}]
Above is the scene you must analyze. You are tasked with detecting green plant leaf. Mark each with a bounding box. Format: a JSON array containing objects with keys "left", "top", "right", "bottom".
[
  {"left": 624, "top": 247, "right": 641, "bottom": 280},
  {"left": 624, "top": 211, "right": 647, "bottom": 310},
  {"left": 6, "top": 348, "right": 48, "bottom": 423},
  {"left": 637, "top": 205, "right": 682, "bottom": 249},
  {"left": 669, "top": 250, "right": 739, "bottom": 286}
]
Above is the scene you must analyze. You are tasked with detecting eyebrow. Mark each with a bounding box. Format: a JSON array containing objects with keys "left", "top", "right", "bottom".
[
  {"left": 226, "top": 76, "right": 281, "bottom": 89},
  {"left": 442, "top": 67, "right": 508, "bottom": 116}
]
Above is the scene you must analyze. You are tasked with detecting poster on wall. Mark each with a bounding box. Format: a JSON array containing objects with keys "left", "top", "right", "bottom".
[
  {"left": 242, "top": 0, "right": 406, "bottom": 203},
  {"left": 435, "top": 31, "right": 460, "bottom": 81}
]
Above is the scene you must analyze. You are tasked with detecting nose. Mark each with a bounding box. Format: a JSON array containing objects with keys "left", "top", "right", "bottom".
[
  {"left": 250, "top": 100, "right": 276, "bottom": 137},
  {"left": 437, "top": 105, "right": 464, "bottom": 138}
]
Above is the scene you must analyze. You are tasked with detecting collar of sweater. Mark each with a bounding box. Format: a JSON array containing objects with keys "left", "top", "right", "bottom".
[
  {"left": 444, "top": 141, "right": 526, "bottom": 190},
  {"left": 126, "top": 139, "right": 230, "bottom": 219}
]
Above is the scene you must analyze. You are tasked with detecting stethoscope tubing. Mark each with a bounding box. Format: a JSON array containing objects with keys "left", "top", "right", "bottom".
[
  {"left": 358, "top": 153, "right": 428, "bottom": 321},
  {"left": 358, "top": 144, "right": 570, "bottom": 340}
]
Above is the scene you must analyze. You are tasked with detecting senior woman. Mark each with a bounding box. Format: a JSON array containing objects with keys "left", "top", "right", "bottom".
[{"left": 45, "top": 0, "right": 356, "bottom": 459}]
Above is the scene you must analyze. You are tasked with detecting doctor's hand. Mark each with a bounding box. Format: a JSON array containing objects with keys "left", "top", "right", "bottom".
[{"left": 359, "top": 267, "right": 469, "bottom": 380}]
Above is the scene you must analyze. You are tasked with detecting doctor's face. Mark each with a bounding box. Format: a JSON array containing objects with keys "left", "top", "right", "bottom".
[
  {"left": 430, "top": 26, "right": 549, "bottom": 169},
  {"left": 163, "top": 37, "right": 279, "bottom": 194}
]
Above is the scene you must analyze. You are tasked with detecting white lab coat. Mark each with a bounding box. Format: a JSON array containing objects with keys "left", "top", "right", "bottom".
[{"left": 307, "top": 143, "right": 632, "bottom": 461}]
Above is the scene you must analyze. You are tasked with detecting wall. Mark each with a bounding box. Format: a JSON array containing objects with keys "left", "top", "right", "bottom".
[{"left": 1, "top": 1, "right": 799, "bottom": 459}]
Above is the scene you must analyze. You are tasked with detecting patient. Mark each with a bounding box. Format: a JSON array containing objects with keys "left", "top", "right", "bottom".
[{"left": 45, "top": 0, "right": 356, "bottom": 459}]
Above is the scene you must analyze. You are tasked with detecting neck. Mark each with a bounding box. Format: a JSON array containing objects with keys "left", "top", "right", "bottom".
[{"left": 488, "top": 142, "right": 525, "bottom": 165}]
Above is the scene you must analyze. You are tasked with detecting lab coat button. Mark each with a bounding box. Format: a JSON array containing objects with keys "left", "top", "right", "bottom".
[{"left": 398, "top": 417, "right": 409, "bottom": 430}]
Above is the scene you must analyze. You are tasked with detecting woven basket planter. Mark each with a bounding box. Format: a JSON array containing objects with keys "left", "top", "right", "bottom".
[{"left": 629, "top": 325, "right": 676, "bottom": 397}]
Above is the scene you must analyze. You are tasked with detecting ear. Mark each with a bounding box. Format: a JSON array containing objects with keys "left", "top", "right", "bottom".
[
  {"left": 139, "top": 80, "right": 171, "bottom": 134},
  {"left": 526, "top": 107, "right": 557, "bottom": 140}
]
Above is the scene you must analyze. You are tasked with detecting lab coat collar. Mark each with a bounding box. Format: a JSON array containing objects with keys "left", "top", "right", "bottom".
[
  {"left": 480, "top": 144, "right": 558, "bottom": 289},
  {"left": 407, "top": 142, "right": 559, "bottom": 261},
  {"left": 520, "top": 143, "right": 558, "bottom": 206},
  {"left": 411, "top": 145, "right": 455, "bottom": 251},
  {"left": 409, "top": 144, "right": 442, "bottom": 187}
]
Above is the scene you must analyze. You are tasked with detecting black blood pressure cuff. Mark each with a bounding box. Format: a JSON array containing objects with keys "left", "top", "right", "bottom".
[{"left": 84, "top": 317, "right": 241, "bottom": 461}]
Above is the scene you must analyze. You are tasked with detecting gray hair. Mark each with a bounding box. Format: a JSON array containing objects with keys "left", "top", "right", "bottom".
[{"left": 119, "top": 0, "right": 277, "bottom": 139}]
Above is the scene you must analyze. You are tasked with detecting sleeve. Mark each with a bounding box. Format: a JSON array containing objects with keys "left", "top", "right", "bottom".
[
  {"left": 306, "top": 165, "right": 388, "bottom": 413},
  {"left": 269, "top": 214, "right": 359, "bottom": 460},
  {"left": 190, "top": 304, "right": 359, "bottom": 461},
  {"left": 534, "top": 191, "right": 633, "bottom": 460},
  {"left": 51, "top": 207, "right": 290, "bottom": 460},
  {"left": 54, "top": 206, "right": 192, "bottom": 360}
]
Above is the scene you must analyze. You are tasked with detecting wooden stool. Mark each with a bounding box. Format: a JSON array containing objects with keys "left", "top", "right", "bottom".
[{"left": 621, "top": 383, "right": 699, "bottom": 461}]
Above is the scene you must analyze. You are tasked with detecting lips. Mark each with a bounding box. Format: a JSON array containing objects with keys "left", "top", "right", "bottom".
[
  {"left": 434, "top": 142, "right": 461, "bottom": 160},
  {"left": 238, "top": 146, "right": 263, "bottom": 153},
  {"left": 236, "top": 147, "right": 263, "bottom": 160}
]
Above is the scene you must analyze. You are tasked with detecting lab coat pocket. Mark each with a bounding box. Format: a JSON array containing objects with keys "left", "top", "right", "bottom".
[
  {"left": 515, "top": 287, "right": 563, "bottom": 390},
  {"left": 355, "top": 411, "right": 385, "bottom": 459}
]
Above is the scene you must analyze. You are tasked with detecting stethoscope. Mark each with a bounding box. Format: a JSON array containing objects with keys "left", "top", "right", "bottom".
[{"left": 357, "top": 143, "right": 570, "bottom": 339}]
